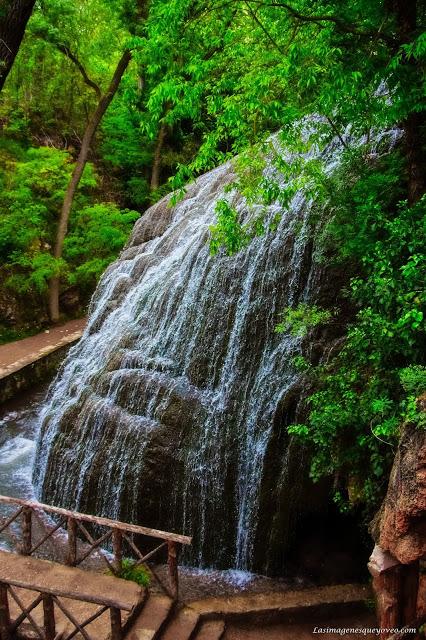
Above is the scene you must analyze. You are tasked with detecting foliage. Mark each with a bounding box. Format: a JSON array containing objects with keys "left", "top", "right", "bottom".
[
  {"left": 399, "top": 365, "right": 426, "bottom": 429},
  {"left": 0, "top": 325, "right": 40, "bottom": 346},
  {"left": 0, "top": 141, "right": 138, "bottom": 297},
  {"left": 107, "top": 558, "right": 150, "bottom": 587},
  {"left": 399, "top": 365, "right": 426, "bottom": 396},
  {"left": 64, "top": 203, "right": 139, "bottom": 291},
  {"left": 276, "top": 304, "right": 332, "bottom": 337},
  {"left": 210, "top": 201, "right": 251, "bottom": 255},
  {"left": 287, "top": 157, "right": 426, "bottom": 510}
]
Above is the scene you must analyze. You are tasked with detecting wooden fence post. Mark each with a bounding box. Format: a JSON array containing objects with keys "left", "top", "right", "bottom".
[
  {"left": 110, "top": 607, "right": 122, "bottom": 640},
  {"left": 167, "top": 541, "right": 179, "bottom": 600},
  {"left": 112, "top": 529, "right": 123, "bottom": 574},
  {"left": 67, "top": 517, "right": 77, "bottom": 566},
  {"left": 43, "top": 594, "right": 56, "bottom": 640},
  {"left": 21, "top": 508, "right": 32, "bottom": 555},
  {"left": 0, "top": 583, "right": 10, "bottom": 640}
]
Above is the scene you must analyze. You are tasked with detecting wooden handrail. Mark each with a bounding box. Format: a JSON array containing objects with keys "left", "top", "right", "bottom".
[
  {"left": 0, "top": 495, "right": 190, "bottom": 600},
  {"left": 0, "top": 550, "right": 142, "bottom": 610},
  {"left": 0, "top": 579, "right": 128, "bottom": 640},
  {"left": 0, "top": 495, "right": 191, "bottom": 545}
]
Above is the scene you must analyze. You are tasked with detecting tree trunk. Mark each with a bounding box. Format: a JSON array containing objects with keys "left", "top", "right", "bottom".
[
  {"left": 48, "top": 49, "right": 132, "bottom": 322},
  {"left": 150, "top": 121, "right": 167, "bottom": 192},
  {"left": 0, "top": 0, "right": 36, "bottom": 91},
  {"left": 394, "top": 0, "right": 426, "bottom": 204},
  {"left": 403, "top": 110, "right": 426, "bottom": 206}
]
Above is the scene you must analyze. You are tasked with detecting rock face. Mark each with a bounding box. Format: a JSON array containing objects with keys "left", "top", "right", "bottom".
[
  {"left": 370, "top": 410, "right": 426, "bottom": 632},
  {"left": 372, "top": 421, "right": 426, "bottom": 564},
  {"left": 33, "top": 137, "right": 353, "bottom": 575}
]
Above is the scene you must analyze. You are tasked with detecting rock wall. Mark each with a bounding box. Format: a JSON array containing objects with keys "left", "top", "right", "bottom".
[
  {"left": 373, "top": 421, "right": 426, "bottom": 564},
  {"left": 0, "top": 342, "right": 73, "bottom": 404},
  {"left": 370, "top": 406, "right": 426, "bottom": 631}
]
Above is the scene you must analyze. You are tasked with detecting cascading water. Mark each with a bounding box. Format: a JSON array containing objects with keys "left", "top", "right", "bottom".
[{"left": 34, "top": 129, "right": 396, "bottom": 574}]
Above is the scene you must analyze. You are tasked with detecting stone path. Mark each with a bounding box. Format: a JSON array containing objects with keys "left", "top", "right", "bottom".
[
  {"left": 0, "top": 318, "right": 86, "bottom": 378},
  {"left": 188, "top": 583, "right": 372, "bottom": 619}
]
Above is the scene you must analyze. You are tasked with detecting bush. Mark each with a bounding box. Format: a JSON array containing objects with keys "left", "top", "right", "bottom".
[
  {"left": 399, "top": 365, "right": 426, "bottom": 396},
  {"left": 275, "top": 304, "right": 332, "bottom": 337},
  {"left": 108, "top": 558, "right": 150, "bottom": 587},
  {"left": 285, "top": 151, "right": 426, "bottom": 512},
  {"left": 0, "top": 140, "right": 138, "bottom": 298}
]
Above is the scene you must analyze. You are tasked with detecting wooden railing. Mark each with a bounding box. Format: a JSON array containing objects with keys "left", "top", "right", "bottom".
[
  {"left": 0, "top": 577, "right": 131, "bottom": 640},
  {"left": 0, "top": 495, "right": 191, "bottom": 601}
]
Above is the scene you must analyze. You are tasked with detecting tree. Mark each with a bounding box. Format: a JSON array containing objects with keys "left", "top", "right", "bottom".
[
  {"left": 0, "top": 142, "right": 138, "bottom": 317},
  {"left": 0, "top": 0, "right": 36, "bottom": 91},
  {"left": 48, "top": 48, "right": 132, "bottom": 321},
  {"left": 150, "top": 120, "right": 168, "bottom": 191},
  {"left": 393, "top": 0, "right": 425, "bottom": 203},
  {"left": 256, "top": 0, "right": 425, "bottom": 203},
  {"left": 143, "top": 0, "right": 424, "bottom": 204}
]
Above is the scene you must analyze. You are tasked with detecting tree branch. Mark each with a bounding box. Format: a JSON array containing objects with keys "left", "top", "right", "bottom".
[
  {"left": 243, "top": 1, "right": 286, "bottom": 55},
  {"left": 260, "top": 1, "right": 397, "bottom": 46},
  {"left": 325, "top": 115, "right": 348, "bottom": 149},
  {"left": 56, "top": 43, "right": 102, "bottom": 99},
  {"left": 192, "top": 0, "right": 397, "bottom": 47}
]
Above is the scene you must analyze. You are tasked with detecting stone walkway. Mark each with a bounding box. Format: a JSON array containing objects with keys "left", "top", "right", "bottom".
[{"left": 0, "top": 318, "right": 86, "bottom": 378}]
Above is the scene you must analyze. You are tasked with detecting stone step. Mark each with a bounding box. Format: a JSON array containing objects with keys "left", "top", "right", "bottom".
[
  {"left": 124, "top": 594, "right": 174, "bottom": 640},
  {"left": 194, "top": 619, "right": 226, "bottom": 640},
  {"left": 159, "top": 606, "right": 200, "bottom": 640},
  {"left": 125, "top": 583, "right": 372, "bottom": 640},
  {"left": 189, "top": 583, "right": 372, "bottom": 625}
]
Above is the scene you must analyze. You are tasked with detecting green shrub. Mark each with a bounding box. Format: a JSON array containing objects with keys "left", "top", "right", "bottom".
[
  {"left": 275, "top": 304, "right": 332, "bottom": 337},
  {"left": 108, "top": 558, "right": 150, "bottom": 587},
  {"left": 399, "top": 365, "right": 426, "bottom": 396},
  {"left": 285, "top": 153, "right": 426, "bottom": 512},
  {"left": 0, "top": 141, "right": 138, "bottom": 297}
]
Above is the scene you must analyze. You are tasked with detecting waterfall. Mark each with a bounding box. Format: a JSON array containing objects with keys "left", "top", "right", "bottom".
[{"left": 34, "top": 128, "right": 395, "bottom": 574}]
